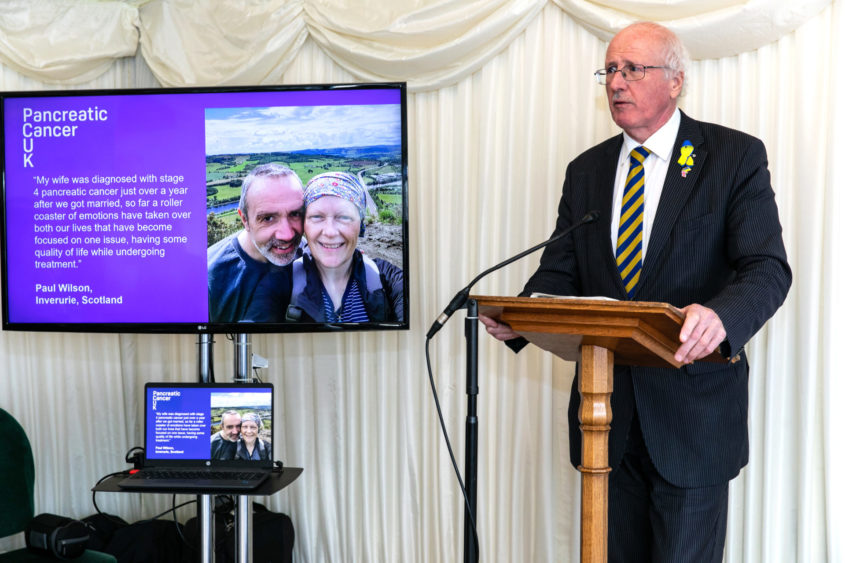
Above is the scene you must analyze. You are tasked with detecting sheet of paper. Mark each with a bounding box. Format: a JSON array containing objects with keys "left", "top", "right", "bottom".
[{"left": 530, "top": 293, "right": 617, "bottom": 301}]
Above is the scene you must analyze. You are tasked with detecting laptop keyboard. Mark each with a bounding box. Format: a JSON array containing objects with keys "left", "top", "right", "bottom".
[
  {"left": 119, "top": 468, "right": 270, "bottom": 491},
  {"left": 135, "top": 469, "right": 265, "bottom": 481}
]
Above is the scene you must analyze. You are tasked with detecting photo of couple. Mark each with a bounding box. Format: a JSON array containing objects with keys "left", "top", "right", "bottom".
[
  {"left": 204, "top": 103, "right": 406, "bottom": 326},
  {"left": 209, "top": 409, "right": 271, "bottom": 461}
]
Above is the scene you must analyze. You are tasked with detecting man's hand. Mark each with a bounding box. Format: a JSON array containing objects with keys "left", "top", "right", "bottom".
[
  {"left": 675, "top": 304, "right": 726, "bottom": 364},
  {"left": 479, "top": 314, "right": 520, "bottom": 341}
]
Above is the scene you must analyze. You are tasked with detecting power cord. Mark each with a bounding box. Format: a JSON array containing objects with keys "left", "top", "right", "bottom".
[
  {"left": 136, "top": 495, "right": 201, "bottom": 552},
  {"left": 92, "top": 470, "right": 132, "bottom": 525},
  {"left": 91, "top": 445, "right": 145, "bottom": 524},
  {"left": 172, "top": 494, "right": 197, "bottom": 553},
  {"left": 425, "top": 336, "right": 480, "bottom": 562},
  {"left": 142, "top": 498, "right": 197, "bottom": 522},
  {"left": 124, "top": 446, "right": 145, "bottom": 469}
]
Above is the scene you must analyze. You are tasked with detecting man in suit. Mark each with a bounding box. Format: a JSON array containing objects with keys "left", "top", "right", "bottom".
[{"left": 481, "top": 22, "right": 791, "bottom": 562}]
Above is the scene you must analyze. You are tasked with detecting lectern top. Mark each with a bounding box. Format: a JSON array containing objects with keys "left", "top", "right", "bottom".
[{"left": 473, "top": 295, "right": 725, "bottom": 368}]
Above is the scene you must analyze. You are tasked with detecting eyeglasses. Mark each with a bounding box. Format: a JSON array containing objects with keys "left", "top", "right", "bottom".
[{"left": 594, "top": 64, "right": 670, "bottom": 85}]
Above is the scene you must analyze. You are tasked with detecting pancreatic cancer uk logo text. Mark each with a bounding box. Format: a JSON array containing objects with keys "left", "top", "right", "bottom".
[
  {"left": 152, "top": 390, "right": 180, "bottom": 410},
  {"left": 21, "top": 106, "right": 109, "bottom": 168}
]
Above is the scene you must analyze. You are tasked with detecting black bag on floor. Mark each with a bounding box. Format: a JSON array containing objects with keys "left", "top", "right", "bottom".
[
  {"left": 183, "top": 499, "right": 294, "bottom": 563},
  {"left": 81, "top": 513, "right": 129, "bottom": 552},
  {"left": 25, "top": 513, "right": 90, "bottom": 559},
  {"left": 84, "top": 513, "right": 189, "bottom": 563}
]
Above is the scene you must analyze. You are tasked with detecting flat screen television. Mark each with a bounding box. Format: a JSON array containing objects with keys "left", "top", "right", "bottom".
[{"left": 1, "top": 82, "right": 409, "bottom": 333}]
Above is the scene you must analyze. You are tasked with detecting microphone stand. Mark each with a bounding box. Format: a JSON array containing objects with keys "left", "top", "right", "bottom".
[
  {"left": 426, "top": 211, "right": 599, "bottom": 563},
  {"left": 464, "top": 299, "right": 479, "bottom": 563}
]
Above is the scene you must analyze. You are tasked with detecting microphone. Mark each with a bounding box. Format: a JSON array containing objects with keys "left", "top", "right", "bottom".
[{"left": 426, "top": 210, "right": 600, "bottom": 338}]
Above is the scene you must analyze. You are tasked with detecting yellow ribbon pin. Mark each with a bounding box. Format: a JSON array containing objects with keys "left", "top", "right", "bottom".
[
  {"left": 677, "top": 140, "right": 694, "bottom": 177},
  {"left": 677, "top": 142, "right": 694, "bottom": 167}
]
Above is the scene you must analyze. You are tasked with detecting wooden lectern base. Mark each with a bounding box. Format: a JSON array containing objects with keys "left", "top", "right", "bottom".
[
  {"left": 578, "top": 345, "right": 614, "bottom": 563},
  {"left": 474, "top": 296, "right": 725, "bottom": 563}
]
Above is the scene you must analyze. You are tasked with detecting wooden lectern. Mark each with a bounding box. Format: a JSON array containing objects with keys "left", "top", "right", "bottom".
[{"left": 473, "top": 295, "right": 724, "bottom": 563}]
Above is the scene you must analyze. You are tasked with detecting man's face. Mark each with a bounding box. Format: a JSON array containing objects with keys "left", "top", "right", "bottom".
[
  {"left": 221, "top": 414, "right": 241, "bottom": 442},
  {"left": 240, "top": 175, "right": 304, "bottom": 266},
  {"left": 604, "top": 27, "right": 683, "bottom": 143}
]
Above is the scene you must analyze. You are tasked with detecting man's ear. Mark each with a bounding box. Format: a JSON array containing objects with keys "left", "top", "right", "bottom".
[
  {"left": 670, "top": 71, "right": 684, "bottom": 99},
  {"left": 238, "top": 209, "right": 249, "bottom": 230}
]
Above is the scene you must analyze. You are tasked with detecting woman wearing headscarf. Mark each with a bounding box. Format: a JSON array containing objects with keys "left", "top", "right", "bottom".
[
  {"left": 234, "top": 412, "right": 271, "bottom": 461},
  {"left": 246, "top": 171, "right": 404, "bottom": 323}
]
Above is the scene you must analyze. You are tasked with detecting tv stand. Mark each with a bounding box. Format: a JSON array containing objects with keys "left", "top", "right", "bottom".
[{"left": 195, "top": 332, "right": 274, "bottom": 563}]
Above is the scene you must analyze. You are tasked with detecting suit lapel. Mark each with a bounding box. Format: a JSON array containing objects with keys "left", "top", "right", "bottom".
[
  {"left": 593, "top": 136, "right": 627, "bottom": 296},
  {"left": 640, "top": 113, "right": 706, "bottom": 287}
]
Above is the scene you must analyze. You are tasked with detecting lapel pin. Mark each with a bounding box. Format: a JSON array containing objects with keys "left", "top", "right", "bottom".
[{"left": 677, "top": 140, "right": 695, "bottom": 177}]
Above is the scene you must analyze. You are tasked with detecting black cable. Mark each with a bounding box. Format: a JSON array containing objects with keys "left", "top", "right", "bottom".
[
  {"left": 425, "top": 336, "right": 480, "bottom": 562},
  {"left": 124, "top": 446, "right": 145, "bottom": 466},
  {"left": 91, "top": 451, "right": 198, "bottom": 553},
  {"left": 90, "top": 471, "right": 195, "bottom": 524},
  {"left": 92, "top": 470, "right": 132, "bottom": 525},
  {"left": 142, "top": 498, "right": 197, "bottom": 522},
  {"left": 171, "top": 493, "right": 197, "bottom": 553}
]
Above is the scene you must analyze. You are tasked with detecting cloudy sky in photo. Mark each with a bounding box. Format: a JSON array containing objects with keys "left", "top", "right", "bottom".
[{"left": 205, "top": 104, "right": 401, "bottom": 155}]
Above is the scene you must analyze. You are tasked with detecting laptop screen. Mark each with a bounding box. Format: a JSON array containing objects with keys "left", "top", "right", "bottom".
[{"left": 143, "top": 382, "right": 274, "bottom": 468}]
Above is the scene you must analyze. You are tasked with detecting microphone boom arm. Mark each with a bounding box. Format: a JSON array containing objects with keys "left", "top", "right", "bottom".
[{"left": 426, "top": 210, "right": 599, "bottom": 338}]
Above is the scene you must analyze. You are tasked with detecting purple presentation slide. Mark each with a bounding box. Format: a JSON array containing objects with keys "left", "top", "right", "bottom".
[{"left": 3, "top": 88, "right": 400, "bottom": 325}]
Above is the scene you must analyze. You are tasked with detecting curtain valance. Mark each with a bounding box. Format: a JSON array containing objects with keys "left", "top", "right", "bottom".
[{"left": 0, "top": 0, "right": 832, "bottom": 89}]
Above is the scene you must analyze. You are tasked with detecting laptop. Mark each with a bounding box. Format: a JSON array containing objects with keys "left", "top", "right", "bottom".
[{"left": 119, "top": 382, "right": 274, "bottom": 491}]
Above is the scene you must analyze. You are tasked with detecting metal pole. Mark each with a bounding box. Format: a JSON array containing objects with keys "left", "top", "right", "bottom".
[
  {"left": 463, "top": 300, "right": 479, "bottom": 563},
  {"left": 233, "top": 333, "right": 253, "bottom": 562},
  {"left": 197, "top": 333, "right": 215, "bottom": 562},
  {"left": 234, "top": 333, "right": 251, "bottom": 383},
  {"left": 198, "top": 494, "right": 214, "bottom": 562},
  {"left": 198, "top": 333, "right": 215, "bottom": 383},
  {"left": 235, "top": 493, "right": 254, "bottom": 563}
]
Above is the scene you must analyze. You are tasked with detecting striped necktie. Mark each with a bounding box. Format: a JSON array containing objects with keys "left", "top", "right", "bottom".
[{"left": 616, "top": 146, "right": 650, "bottom": 298}]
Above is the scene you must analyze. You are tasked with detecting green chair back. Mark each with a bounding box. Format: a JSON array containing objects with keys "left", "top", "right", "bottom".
[
  {"left": 0, "top": 409, "right": 116, "bottom": 562},
  {"left": 0, "top": 409, "right": 36, "bottom": 538}
]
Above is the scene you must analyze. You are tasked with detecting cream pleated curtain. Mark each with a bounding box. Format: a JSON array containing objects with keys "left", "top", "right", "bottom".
[{"left": 0, "top": 1, "right": 841, "bottom": 562}]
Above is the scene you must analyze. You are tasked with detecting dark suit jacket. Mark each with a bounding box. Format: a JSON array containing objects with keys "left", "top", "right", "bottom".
[{"left": 520, "top": 111, "right": 791, "bottom": 488}]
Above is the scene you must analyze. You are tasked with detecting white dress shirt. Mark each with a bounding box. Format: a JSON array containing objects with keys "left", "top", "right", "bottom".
[{"left": 610, "top": 108, "right": 681, "bottom": 260}]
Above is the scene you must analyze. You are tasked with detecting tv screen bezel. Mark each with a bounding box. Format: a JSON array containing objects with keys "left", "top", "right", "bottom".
[{"left": 0, "top": 81, "right": 410, "bottom": 334}]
